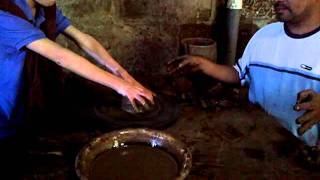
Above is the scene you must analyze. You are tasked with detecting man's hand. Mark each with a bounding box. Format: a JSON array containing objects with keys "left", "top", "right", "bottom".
[
  {"left": 294, "top": 89, "right": 320, "bottom": 136},
  {"left": 166, "top": 55, "right": 207, "bottom": 76},
  {"left": 166, "top": 55, "right": 240, "bottom": 84}
]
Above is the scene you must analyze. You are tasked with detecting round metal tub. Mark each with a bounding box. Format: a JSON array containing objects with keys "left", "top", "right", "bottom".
[{"left": 75, "top": 128, "right": 192, "bottom": 180}]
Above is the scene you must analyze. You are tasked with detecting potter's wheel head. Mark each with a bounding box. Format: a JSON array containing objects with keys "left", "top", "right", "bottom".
[
  {"left": 121, "top": 96, "right": 162, "bottom": 117},
  {"left": 94, "top": 94, "right": 179, "bottom": 129}
]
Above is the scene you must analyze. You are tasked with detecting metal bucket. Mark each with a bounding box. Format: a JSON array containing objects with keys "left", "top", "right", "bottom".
[{"left": 181, "top": 37, "right": 217, "bottom": 62}]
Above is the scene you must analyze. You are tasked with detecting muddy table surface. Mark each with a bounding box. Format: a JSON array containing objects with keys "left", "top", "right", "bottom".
[
  {"left": 21, "top": 101, "right": 320, "bottom": 180},
  {"left": 167, "top": 105, "right": 320, "bottom": 179},
  {"left": 19, "top": 75, "right": 320, "bottom": 179}
]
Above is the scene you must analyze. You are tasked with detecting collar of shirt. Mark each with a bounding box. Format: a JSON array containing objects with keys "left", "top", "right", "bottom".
[{"left": 13, "top": 0, "right": 45, "bottom": 27}]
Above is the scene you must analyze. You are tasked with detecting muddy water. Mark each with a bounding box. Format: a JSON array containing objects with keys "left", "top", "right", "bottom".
[{"left": 89, "top": 145, "right": 178, "bottom": 180}]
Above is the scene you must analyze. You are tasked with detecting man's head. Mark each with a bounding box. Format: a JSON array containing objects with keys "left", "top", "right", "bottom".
[
  {"left": 34, "top": 0, "right": 56, "bottom": 7},
  {"left": 274, "top": 0, "right": 319, "bottom": 24}
]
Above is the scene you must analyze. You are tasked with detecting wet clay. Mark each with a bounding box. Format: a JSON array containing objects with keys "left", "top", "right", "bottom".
[{"left": 89, "top": 145, "right": 178, "bottom": 180}]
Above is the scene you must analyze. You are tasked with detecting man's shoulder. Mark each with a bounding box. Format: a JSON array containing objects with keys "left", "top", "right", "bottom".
[{"left": 253, "top": 22, "right": 284, "bottom": 38}]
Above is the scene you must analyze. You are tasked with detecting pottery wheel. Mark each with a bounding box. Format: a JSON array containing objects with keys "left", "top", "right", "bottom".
[{"left": 93, "top": 94, "right": 179, "bottom": 129}]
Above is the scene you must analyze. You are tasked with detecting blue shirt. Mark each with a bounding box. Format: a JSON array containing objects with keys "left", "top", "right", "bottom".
[
  {"left": 234, "top": 22, "right": 320, "bottom": 146},
  {"left": 0, "top": 0, "right": 71, "bottom": 138}
]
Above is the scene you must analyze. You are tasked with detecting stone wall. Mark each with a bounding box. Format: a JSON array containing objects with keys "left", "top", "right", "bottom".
[
  {"left": 242, "top": 0, "right": 275, "bottom": 27},
  {"left": 237, "top": 0, "right": 275, "bottom": 59},
  {"left": 56, "top": 0, "right": 216, "bottom": 75},
  {"left": 56, "top": 0, "right": 274, "bottom": 75}
]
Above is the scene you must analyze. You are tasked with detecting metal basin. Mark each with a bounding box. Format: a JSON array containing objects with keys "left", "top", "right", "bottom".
[{"left": 75, "top": 129, "right": 192, "bottom": 180}]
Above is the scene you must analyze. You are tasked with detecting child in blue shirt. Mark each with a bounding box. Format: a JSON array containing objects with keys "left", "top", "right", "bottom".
[{"left": 0, "top": 0, "right": 154, "bottom": 139}]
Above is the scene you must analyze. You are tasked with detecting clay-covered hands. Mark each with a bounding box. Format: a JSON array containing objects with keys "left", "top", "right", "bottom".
[
  {"left": 113, "top": 68, "right": 155, "bottom": 112},
  {"left": 117, "top": 80, "right": 154, "bottom": 112},
  {"left": 294, "top": 89, "right": 320, "bottom": 136},
  {"left": 166, "top": 55, "right": 208, "bottom": 76}
]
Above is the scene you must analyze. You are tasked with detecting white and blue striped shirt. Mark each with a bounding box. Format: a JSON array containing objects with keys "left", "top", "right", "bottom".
[{"left": 234, "top": 22, "right": 320, "bottom": 146}]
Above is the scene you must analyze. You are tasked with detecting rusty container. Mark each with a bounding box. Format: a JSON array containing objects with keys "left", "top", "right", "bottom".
[{"left": 181, "top": 37, "right": 217, "bottom": 62}]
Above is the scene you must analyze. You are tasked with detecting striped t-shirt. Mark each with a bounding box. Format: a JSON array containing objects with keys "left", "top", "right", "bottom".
[{"left": 234, "top": 22, "right": 320, "bottom": 146}]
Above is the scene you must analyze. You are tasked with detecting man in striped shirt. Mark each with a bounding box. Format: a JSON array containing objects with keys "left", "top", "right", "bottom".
[{"left": 170, "top": 0, "right": 320, "bottom": 147}]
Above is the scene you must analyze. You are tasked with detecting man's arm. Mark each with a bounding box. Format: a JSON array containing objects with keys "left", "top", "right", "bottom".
[
  {"left": 199, "top": 58, "right": 240, "bottom": 84},
  {"left": 168, "top": 55, "right": 240, "bottom": 84},
  {"left": 26, "top": 38, "right": 153, "bottom": 105}
]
